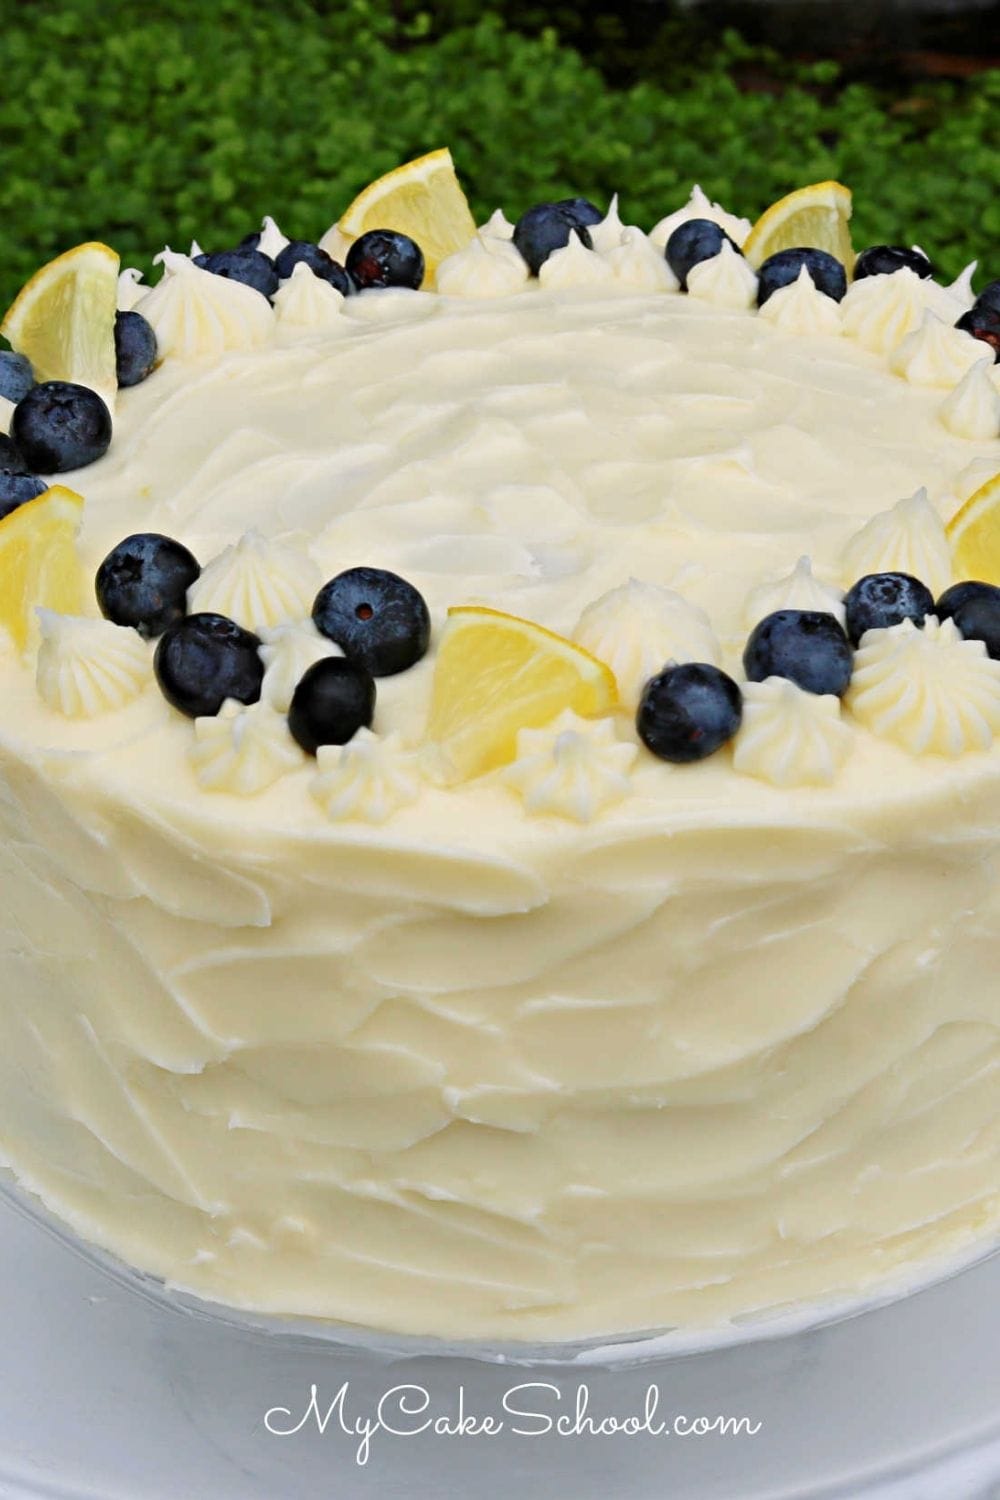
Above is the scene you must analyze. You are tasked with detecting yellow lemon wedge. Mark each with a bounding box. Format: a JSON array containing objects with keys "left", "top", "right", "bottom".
[
  {"left": 426, "top": 606, "right": 619, "bottom": 781},
  {"left": 322, "top": 148, "right": 477, "bottom": 286},
  {"left": 0, "top": 486, "right": 86, "bottom": 653},
  {"left": 1, "top": 242, "right": 120, "bottom": 408},
  {"left": 946, "top": 470, "right": 1000, "bottom": 585},
  {"left": 742, "top": 181, "right": 854, "bottom": 273}
]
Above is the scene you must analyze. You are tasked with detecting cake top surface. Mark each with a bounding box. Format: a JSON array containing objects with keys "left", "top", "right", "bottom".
[{"left": 2, "top": 174, "right": 1000, "bottom": 866}]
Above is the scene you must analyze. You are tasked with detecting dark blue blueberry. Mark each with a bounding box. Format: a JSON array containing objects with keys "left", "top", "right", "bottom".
[
  {"left": 274, "top": 240, "right": 354, "bottom": 295},
  {"left": 0, "top": 351, "right": 35, "bottom": 404},
  {"left": 114, "top": 310, "right": 158, "bottom": 388},
  {"left": 853, "top": 245, "right": 934, "bottom": 281},
  {"left": 956, "top": 305, "right": 1000, "bottom": 362},
  {"left": 0, "top": 434, "right": 46, "bottom": 520},
  {"left": 843, "top": 572, "right": 936, "bottom": 646},
  {"left": 756, "top": 248, "right": 848, "bottom": 307},
  {"left": 96, "top": 533, "right": 201, "bottom": 639},
  {"left": 665, "top": 219, "right": 738, "bottom": 291},
  {"left": 313, "top": 566, "right": 430, "bottom": 677},
  {"left": 637, "top": 662, "right": 742, "bottom": 764},
  {"left": 743, "top": 610, "right": 853, "bottom": 696},
  {"left": 554, "top": 197, "right": 603, "bottom": 229},
  {"left": 193, "top": 248, "right": 280, "bottom": 299},
  {"left": 974, "top": 280, "right": 1000, "bottom": 316},
  {"left": 937, "top": 581, "right": 1000, "bottom": 659},
  {"left": 154, "top": 612, "right": 263, "bottom": 718},
  {"left": 11, "top": 381, "right": 112, "bottom": 473},
  {"left": 345, "top": 230, "right": 424, "bottom": 291},
  {"left": 512, "top": 203, "right": 593, "bottom": 277},
  {"left": 288, "top": 656, "right": 376, "bottom": 754}
]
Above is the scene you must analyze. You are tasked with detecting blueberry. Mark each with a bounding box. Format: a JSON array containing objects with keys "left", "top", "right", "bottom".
[
  {"left": 637, "top": 662, "right": 742, "bottom": 764},
  {"left": 756, "top": 248, "right": 848, "bottom": 307},
  {"left": 0, "top": 434, "right": 46, "bottom": 520},
  {"left": 193, "top": 248, "right": 280, "bottom": 299},
  {"left": 512, "top": 203, "right": 593, "bottom": 277},
  {"left": 843, "top": 572, "right": 936, "bottom": 646},
  {"left": 853, "top": 245, "right": 934, "bottom": 281},
  {"left": 345, "top": 230, "right": 425, "bottom": 291},
  {"left": 937, "top": 581, "right": 1000, "bottom": 659},
  {"left": 0, "top": 351, "right": 35, "bottom": 404},
  {"left": 96, "top": 532, "right": 201, "bottom": 639},
  {"left": 11, "top": 381, "right": 112, "bottom": 473},
  {"left": 312, "top": 566, "right": 430, "bottom": 677},
  {"left": 665, "top": 219, "right": 738, "bottom": 290},
  {"left": 956, "top": 305, "right": 1000, "bottom": 362},
  {"left": 274, "top": 240, "right": 354, "bottom": 294},
  {"left": 114, "top": 310, "right": 158, "bottom": 388},
  {"left": 288, "top": 657, "right": 376, "bottom": 754},
  {"left": 743, "top": 610, "right": 853, "bottom": 696},
  {"left": 554, "top": 197, "right": 604, "bottom": 229},
  {"left": 974, "top": 280, "right": 1000, "bottom": 315},
  {"left": 154, "top": 612, "right": 263, "bottom": 718}
]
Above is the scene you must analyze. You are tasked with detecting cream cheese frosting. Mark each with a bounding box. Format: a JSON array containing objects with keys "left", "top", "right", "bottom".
[
  {"left": 605, "top": 226, "right": 677, "bottom": 292},
  {"left": 840, "top": 487, "right": 953, "bottom": 597},
  {"left": 758, "top": 267, "right": 842, "bottom": 335},
  {"left": 649, "top": 184, "right": 752, "bottom": 249},
  {"left": 842, "top": 267, "right": 965, "bottom": 356},
  {"left": 135, "top": 251, "right": 274, "bottom": 361},
  {"left": 939, "top": 359, "right": 1000, "bottom": 442},
  {"left": 502, "top": 710, "right": 637, "bottom": 820},
  {"left": 35, "top": 612, "right": 151, "bottom": 718},
  {"left": 311, "top": 728, "right": 421, "bottom": 823},
  {"left": 889, "top": 310, "right": 983, "bottom": 389},
  {"left": 743, "top": 555, "right": 846, "bottom": 629},
  {"left": 272, "top": 262, "right": 345, "bottom": 332},
  {"left": 436, "top": 234, "right": 529, "bottom": 298},
  {"left": 191, "top": 698, "right": 306, "bottom": 794},
  {"left": 1, "top": 255, "right": 1000, "bottom": 1346},
  {"left": 538, "top": 235, "right": 614, "bottom": 290},
  {"left": 686, "top": 241, "right": 758, "bottom": 310},
  {"left": 573, "top": 580, "right": 720, "bottom": 710},
  {"left": 186, "top": 531, "right": 321, "bottom": 633},
  {"left": 733, "top": 677, "right": 852, "bottom": 786}
]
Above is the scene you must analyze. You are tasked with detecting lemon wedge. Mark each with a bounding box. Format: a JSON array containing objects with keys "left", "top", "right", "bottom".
[
  {"left": 1, "top": 242, "right": 120, "bottom": 408},
  {"left": 0, "top": 486, "right": 86, "bottom": 653},
  {"left": 321, "top": 148, "right": 477, "bottom": 286},
  {"left": 742, "top": 181, "right": 854, "bottom": 273},
  {"left": 426, "top": 606, "right": 619, "bottom": 780},
  {"left": 946, "top": 470, "right": 1000, "bottom": 585}
]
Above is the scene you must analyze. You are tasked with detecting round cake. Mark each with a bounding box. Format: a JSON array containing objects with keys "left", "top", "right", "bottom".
[{"left": 0, "top": 164, "right": 999, "bottom": 1343}]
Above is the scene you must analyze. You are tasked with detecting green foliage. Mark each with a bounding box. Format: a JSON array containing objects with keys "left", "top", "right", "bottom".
[{"left": 0, "top": 0, "right": 997, "bottom": 309}]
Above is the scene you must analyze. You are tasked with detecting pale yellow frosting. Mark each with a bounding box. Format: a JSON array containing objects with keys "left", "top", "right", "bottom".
[
  {"left": 311, "top": 728, "right": 421, "bottom": 823},
  {"left": 743, "top": 555, "right": 845, "bottom": 629},
  {"left": 847, "top": 618, "right": 1000, "bottom": 756},
  {"left": 758, "top": 267, "right": 842, "bottom": 336},
  {"left": 538, "top": 236, "right": 614, "bottom": 290},
  {"left": 733, "top": 677, "right": 852, "bottom": 786},
  {"left": 477, "top": 208, "right": 516, "bottom": 240},
  {"left": 842, "top": 268, "right": 965, "bottom": 356},
  {"left": 116, "top": 268, "right": 146, "bottom": 312},
  {"left": 135, "top": 251, "right": 274, "bottom": 361},
  {"left": 573, "top": 579, "right": 720, "bottom": 710},
  {"left": 436, "top": 234, "right": 529, "bottom": 298},
  {"left": 272, "top": 263, "right": 345, "bottom": 332},
  {"left": 35, "top": 613, "right": 151, "bottom": 719},
  {"left": 890, "top": 311, "right": 984, "bottom": 389},
  {"left": 191, "top": 698, "right": 306, "bottom": 795},
  {"left": 186, "top": 531, "right": 321, "bottom": 633},
  {"left": 604, "top": 227, "right": 677, "bottom": 292},
  {"left": 256, "top": 215, "right": 290, "bottom": 260},
  {"left": 259, "top": 622, "right": 342, "bottom": 713},
  {"left": 840, "top": 487, "right": 953, "bottom": 597},
  {"left": 939, "top": 359, "right": 1000, "bottom": 442},
  {"left": 1, "top": 268, "right": 999, "bottom": 1346},
  {"left": 649, "top": 184, "right": 751, "bottom": 249},
  {"left": 503, "top": 710, "right": 637, "bottom": 820},
  {"left": 686, "top": 241, "right": 758, "bottom": 311}
]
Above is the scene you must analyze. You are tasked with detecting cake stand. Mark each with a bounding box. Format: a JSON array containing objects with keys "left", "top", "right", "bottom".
[{"left": 1, "top": 1180, "right": 999, "bottom": 1499}]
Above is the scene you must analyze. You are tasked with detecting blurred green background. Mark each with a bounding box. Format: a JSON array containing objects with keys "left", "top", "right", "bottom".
[{"left": 1, "top": 0, "right": 998, "bottom": 307}]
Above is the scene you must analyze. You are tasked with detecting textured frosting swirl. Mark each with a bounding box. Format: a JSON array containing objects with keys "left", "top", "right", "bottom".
[
  {"left": 187, "top": 531, "right": 321, "bottom": 633},
  {"left": 477, "top": 208, "right": 516, "bottom": 240},
  {"left": 842, "top": 268, "right": 964, "bottom": 356},
  {"left": 890, "top": 311, "right": 984, "bottom": 389},
  {"left": 539, "top": 236, "right": 614, "bottom": 290},
  {"left": 259, "top": 622, "right": 342, "bottom": 713},
  {"left": 733, "top": 677, "right": 852, "bottom": 786},
  {"left": 758, "top": 267, "right": 842, "bottom": 335},
  {"left": 273, "top": 262, "right": 345, "bottom": 331},
  {"left": 135, "top": 251, "right": 274, "bottom": 360},
  {"left": 256, "top": 215, "right": 290, "bottom": 259},
  {"left": 649, "top": 184, "right": 751, "bottom": 249},
  {"left": 311, "top": 728, "right": 421, "bottom": 823},
  {"left": 117, "top": 268, "right": 145, "bottom": 312},
  {"left": 436, "top": 234, "right": 529, "bottom": 298},
  {"left": 939, "top": 359, "right": 1000, "bottom": 441},
  {"left": 686, "top": 242, "right": 758, "bottom": 311},
  {"left": 573, "top": 580, "right": 721, "bottom": 710},
  {"left": 605, "top": 227, "right": 677, "bottom": 292},
  {"left": 847, "top": 617, "right": 1000, "bottom": 756},
  {"left": 191, "top": 698, "right": 305, "bottom": 794},
  {"left": 840, "top": 488, "right": 953, "bottom": 597},
  {"left": 743, "top": 555, "right": 846, "bottom": 629},
  {"left": 502, "top": 709, "right": 636, "bottom": 820},
  {"left": 35, "top": 612, "right": 151, "bottom": 718},
  {"left": 588, "top": 194, "right": 630, "bottom": 255}
]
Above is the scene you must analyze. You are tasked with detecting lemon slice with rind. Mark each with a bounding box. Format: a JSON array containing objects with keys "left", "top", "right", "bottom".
[
  {"left": 742, "top": 181, "right": 854, "bottom": 273},
  {"left": 427, "top": 606, "right": 619, "bottom": 781},
  {"left": 0, "top": 486, "right": 86, "bottom": 653},
  {"left": 321, "top": 149, "right": 476, "bottom": 286},
  {"left": 1, "top": 242, "right": 120, "bottom": 408},
  {"left": 947, "top": 470, "right": 1000, "bottom": 585}
]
